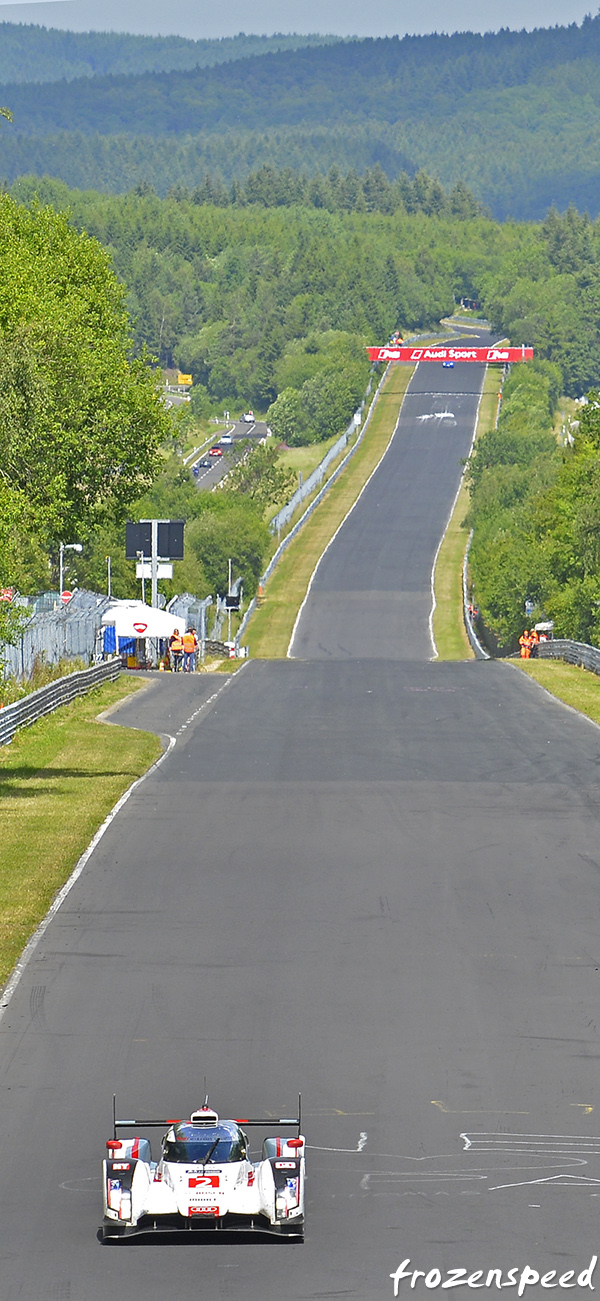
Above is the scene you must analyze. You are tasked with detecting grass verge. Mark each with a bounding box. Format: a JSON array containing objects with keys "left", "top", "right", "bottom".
[
  {"left": 513, "top": 659, "right": 600, "bottom": 728},
  {"left": 431, "top": 366, "right": 500, "bottom": 660},
  {"left": 245, "top": 364, "right": 414, "bottom": 658},
  {"left": 0, "top": 675, "right": 161, "bottom": 991}
]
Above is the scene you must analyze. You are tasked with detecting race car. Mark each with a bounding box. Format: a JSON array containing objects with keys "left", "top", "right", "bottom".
[{"left": 101, "top": 1097, "right": 305, "bottom": 1240}]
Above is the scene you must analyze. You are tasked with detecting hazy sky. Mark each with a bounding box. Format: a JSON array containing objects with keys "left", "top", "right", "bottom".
[{"left": 0, "top": 0, "right": 594, "bottom": 39}]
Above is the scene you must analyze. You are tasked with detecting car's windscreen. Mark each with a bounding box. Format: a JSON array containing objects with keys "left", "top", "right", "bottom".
[{"left": 163, "top": 1134, "right": 246, "bottom": 1164}]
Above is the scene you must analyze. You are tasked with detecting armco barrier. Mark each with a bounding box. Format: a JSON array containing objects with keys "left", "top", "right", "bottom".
[
  {"left": 537, "top": 638, "right": 600, "bottom": 674},
  {"left": 0, "top": 660, "right": 122, "bottom": 746},
  {"left": 463, "top": 531, "right": 490, "bottom": 661}
]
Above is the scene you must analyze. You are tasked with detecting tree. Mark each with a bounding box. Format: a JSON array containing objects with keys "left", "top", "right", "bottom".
[
  {"left": 0, "top": 194, "right": 170, "bottom": 594},
  {"left": 226, "top": 442, "right": 295, "bottom": 508}
]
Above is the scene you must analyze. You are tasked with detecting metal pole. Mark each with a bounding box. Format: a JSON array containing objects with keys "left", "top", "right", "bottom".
[
  {"left": 228, "top": 558, "right": 232, "bottom": 644},
  {"left": 140, "top": 552, "right": 146, "bottom": 605},
  {"left": 151, "top": 520, "right": 158, "bottom": 610},
  {"left": 107, "top": 555, "right": 112, "bottom": 598},
  {"left": 59, "top": 542, "right": 64, "bottom": 596}
]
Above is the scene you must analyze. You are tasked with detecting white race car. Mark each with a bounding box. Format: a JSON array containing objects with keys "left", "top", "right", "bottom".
[{"left": 101, "top": 1097, "right": 305, "bottom": 1240}]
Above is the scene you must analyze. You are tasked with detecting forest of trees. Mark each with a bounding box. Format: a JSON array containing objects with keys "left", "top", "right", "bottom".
[
  {"left": 466, "top": 362, "right": 600, "bottom": 651},
  {"left": 0, "top": 25, "right": 339, "bottom": 84},
  {"left": 3, "top": 17, "right": 600, "bottom": 216},
  {"left": 3, "top": 173, "right": 600, "bottom": 645}
]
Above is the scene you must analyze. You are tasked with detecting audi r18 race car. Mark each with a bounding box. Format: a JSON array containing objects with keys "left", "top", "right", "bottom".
[{"left": 101, "top": 1097, "right": 305, "bottom": 1240}]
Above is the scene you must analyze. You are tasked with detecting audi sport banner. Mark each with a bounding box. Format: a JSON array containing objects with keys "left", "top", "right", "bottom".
[{"left": 367, "top": 345, "right": 534, "bottom": 363}]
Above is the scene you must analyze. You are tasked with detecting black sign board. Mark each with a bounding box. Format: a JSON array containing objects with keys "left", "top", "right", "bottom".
[
  {"left": 158, "top": 521, "right": 184, "bottom": 560},
  {"left": 225, "top": 594, "right": 240, "bottom": 610},
  {"left": 125, "top": 520, "right": 185, "bottom": 561}
]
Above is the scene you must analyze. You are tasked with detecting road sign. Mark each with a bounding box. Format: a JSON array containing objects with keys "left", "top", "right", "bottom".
[
  {"left": 136, "top": 563, "right": 173, "bottom": 579},
  {"left": 133, "top": 622, "right": 148, "bottom": 634},
  {"left": 0, "top": 587, "right": 14, "bottom": 602},
  {"left": 61, "top": 591, "right": 73, "bottom": 605},
  {"left": 126, "top": 520, "right": 185, "bottom": 561},
  {"left": 367, "top": 345, "right": 534, "bottom": 364}
]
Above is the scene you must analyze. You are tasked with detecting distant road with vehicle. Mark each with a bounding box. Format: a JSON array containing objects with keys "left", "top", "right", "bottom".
[
  {"left": 187, "top": 416, "right": 268, "bottom": 489},
  {"left": 1, "top": 341, "right": 600, "bottom": 1299}
]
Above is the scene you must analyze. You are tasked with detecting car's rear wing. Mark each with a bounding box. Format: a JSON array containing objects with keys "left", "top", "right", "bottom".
[{"left": 112, "top": 1093, "right": 302, "bottom": 1139}]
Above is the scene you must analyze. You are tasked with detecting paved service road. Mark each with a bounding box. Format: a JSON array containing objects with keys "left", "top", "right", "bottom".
[
  {"left": 189, "top": 419, "right": 268, "bottom": 489},
  {"left": 2, "top": 352, "right": 600, "bottom": 1300}
]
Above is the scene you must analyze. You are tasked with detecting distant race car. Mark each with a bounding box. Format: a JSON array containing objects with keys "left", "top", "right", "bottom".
[
  {"left": 198, "top": 458, "right": 212, "bottom": 469},
  {"left": 220, "top": 433, "right": 233, "bottom": 445},
  {"left": 209, "top": 446, "right": 223, "bottom": 457},
  {"left": 442, "top": 360, "right": 455, "bottom": 368},
  {"left": 101, "top": 1098, "right": 305, "bottom": 1240},
  {"left": 242, "top": 411, "right": 255, "bottom": 423}
]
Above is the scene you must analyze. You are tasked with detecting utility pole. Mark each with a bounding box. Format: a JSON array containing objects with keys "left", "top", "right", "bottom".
[
  {"left": 107, "top": 555, "right": 112, "bottom": 598},
  {"left": 151, "top": 519, "right": 159, "bottom": 610},
  {"left": 228, "top": 557, "right": 232, "bottom": 644},
  {"left": 59, "top": 541, "right": 82, "bottom": 595},
  {"left": 137, "top": 551, "right": 146, "bottom": 604}
]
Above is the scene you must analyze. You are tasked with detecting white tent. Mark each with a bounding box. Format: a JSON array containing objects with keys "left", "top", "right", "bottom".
[{"left": 101, "top": 601, "right": 184, "bottom": 640}]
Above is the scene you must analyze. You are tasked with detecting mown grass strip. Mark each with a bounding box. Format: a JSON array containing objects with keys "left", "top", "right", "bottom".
[
  {"left": 246, "top": 365, "right": 414, "bottom": 658},
  {"left": 0, "top": 675, "right": 161, "bottom": 990},
  {"left": 513, "top": 658, "right": 600, "bottom": 728},
  {"left": 432, "top": 366, "right": 500, "bottom": 660}
]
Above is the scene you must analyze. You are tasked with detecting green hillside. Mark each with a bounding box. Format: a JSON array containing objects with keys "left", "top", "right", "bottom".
[
  {"left": 0, "top": 25, "right": 340, "bottom": 83},
  {"left": 3, "top": 18, "right": 600, "bottom": 219}
]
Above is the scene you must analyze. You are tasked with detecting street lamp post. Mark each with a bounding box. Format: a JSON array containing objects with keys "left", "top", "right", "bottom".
[{"left": 59, "top": 541, "right": 83, "bottom": 595}]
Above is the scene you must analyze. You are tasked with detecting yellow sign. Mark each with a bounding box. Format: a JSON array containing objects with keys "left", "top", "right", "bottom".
[{"left": 177, "top": 373, "right": 193, "bottom": 386}]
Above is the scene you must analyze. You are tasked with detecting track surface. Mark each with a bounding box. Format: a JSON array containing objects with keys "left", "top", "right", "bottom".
[
  {"left": 291, "top": 356, "right": 486, "bottom": 661},
  {"left": 2, "top": 352, "right": 600, "bottom": 1300}
]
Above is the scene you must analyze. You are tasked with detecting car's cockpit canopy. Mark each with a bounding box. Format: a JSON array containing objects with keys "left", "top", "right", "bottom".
[{"left": 162, "top": 1120, "right": 247, "bottom": 1164}]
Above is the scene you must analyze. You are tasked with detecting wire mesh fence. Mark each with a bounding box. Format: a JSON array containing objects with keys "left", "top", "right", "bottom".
[{"left": 1, "top": 589, "right": 114, "bottom": 681}]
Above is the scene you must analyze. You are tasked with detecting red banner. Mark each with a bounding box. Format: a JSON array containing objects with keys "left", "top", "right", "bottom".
[{"left": 367, "top": 345, "right": 533, "bottom": 364}]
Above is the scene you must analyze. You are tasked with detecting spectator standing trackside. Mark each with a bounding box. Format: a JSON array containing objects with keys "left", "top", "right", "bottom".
[
  {"left": 182, "top": 628, "right": 198, "bottom": 673},
  {"left": 170, "top": 628, "right": 184, "bottom": 672}
]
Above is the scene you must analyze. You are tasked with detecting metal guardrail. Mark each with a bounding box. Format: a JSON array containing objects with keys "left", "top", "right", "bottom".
[
  {"left": 0, "top": 660, "right": 122, "bottom": 746},
  {"left": 537, "top": 638, "right": 600, "bottom": 674},
  {"left": 463, "top": 531, "right": 490, "bottom": 660}
]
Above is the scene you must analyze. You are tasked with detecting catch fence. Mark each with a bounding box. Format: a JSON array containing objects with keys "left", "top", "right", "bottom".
[{"left": 1, "top": 589, "right": 113, "bottom": 680}]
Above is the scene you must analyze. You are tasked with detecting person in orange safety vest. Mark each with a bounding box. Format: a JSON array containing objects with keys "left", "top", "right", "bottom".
[
  {"left": 519, "top": 630, "right": 530, "bottom": 659},
  {"left": 182, "top": 628, "right": 198, "bottom": 673},
  {"left": 169, "top": 628, "right": 184, "bottom": 671}
]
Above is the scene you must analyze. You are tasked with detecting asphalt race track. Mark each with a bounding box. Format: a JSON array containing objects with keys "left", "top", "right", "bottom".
[
  {"left": 3, "top": 351, "right": 600, "bottom": 1300},
  {"left": 290, "top": 356, "right": 486, "bottom": 661}
]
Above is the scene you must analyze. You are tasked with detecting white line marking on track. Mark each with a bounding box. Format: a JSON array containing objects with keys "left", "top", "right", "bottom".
[
  {"left": 0, "top": 664, "right": 248, "bottom": 1020},
  {"left": 287, "top": 368, "right": 410, "bottom": 658},
  {"left": 428, "top": 370, "right": 485, "bottom": 660}
]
